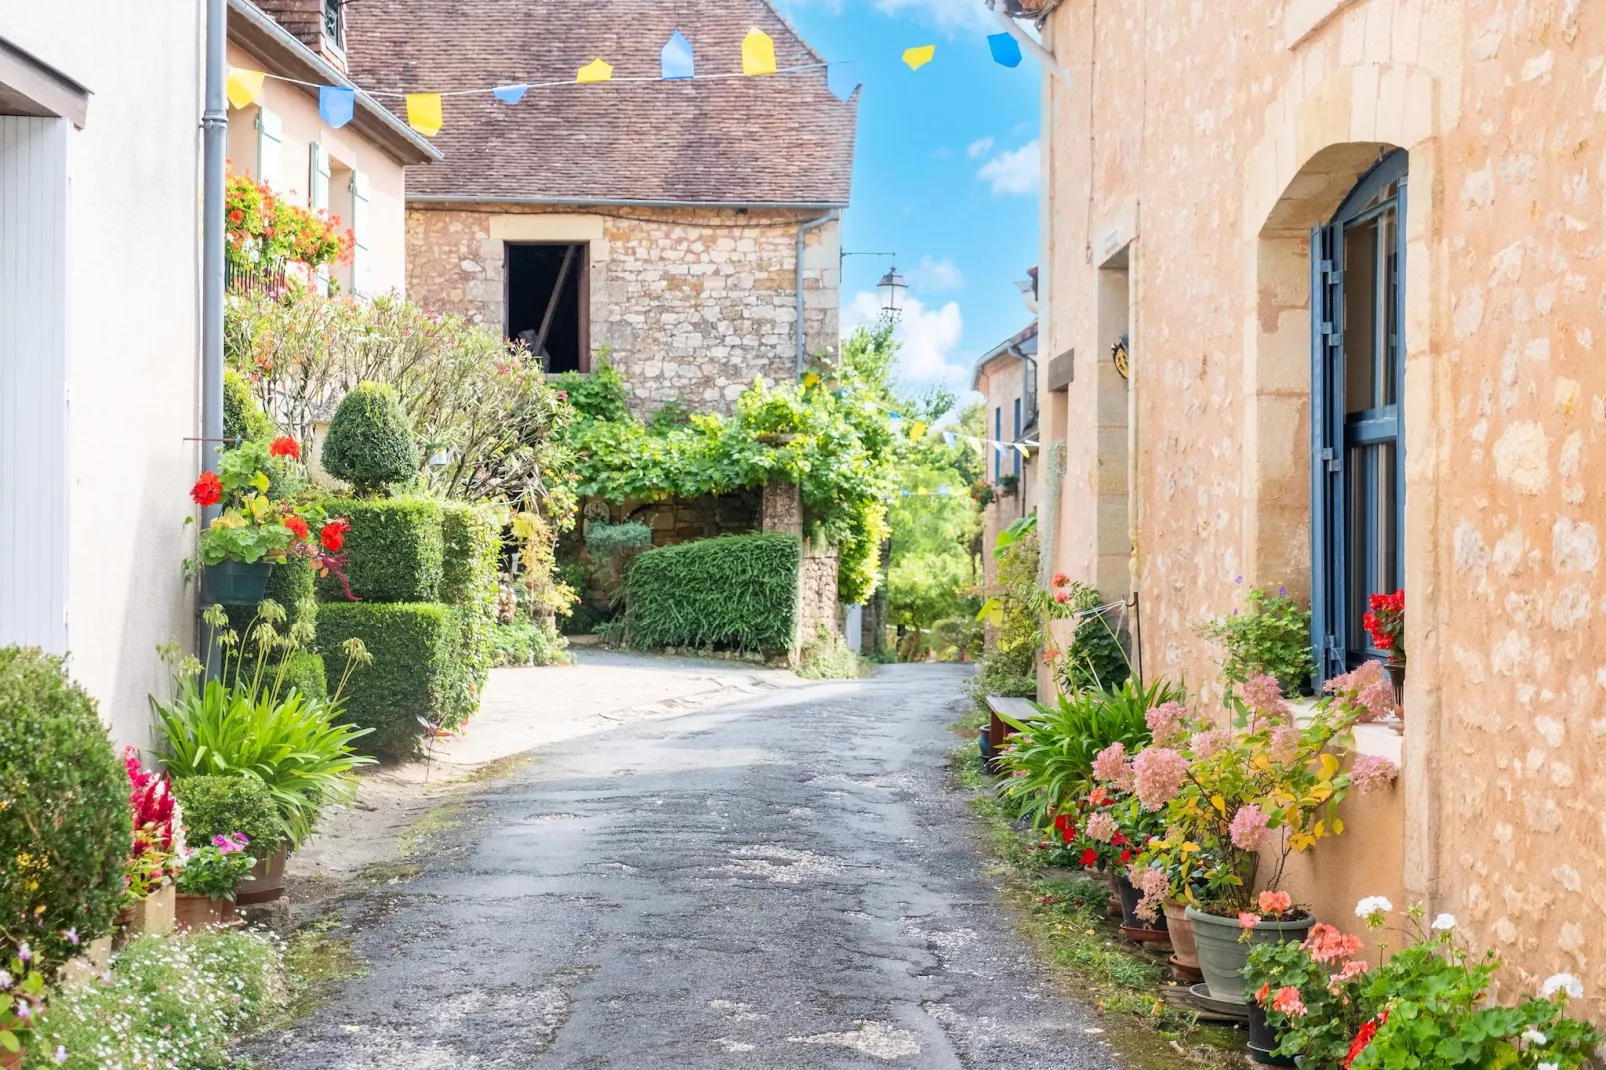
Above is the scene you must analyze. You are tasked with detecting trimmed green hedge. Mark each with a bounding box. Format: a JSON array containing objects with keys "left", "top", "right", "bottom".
[
  {"left": 317, "top": 497, "right": 444, "bottom": 604},
  {"left": 321, "top": 381, "right": 420, "bottom": 494},
  {"left": 277, "top": 651, "right": 327, "bottom": 703},
  {"left": 316, "top": 602, "right": 460, "bottom": 759},
  {"left": 170, "top": 775, "right": 285, "bottom": 858},
  {"left": 624, "top": 533, "right": 800, "bottom": 654},
  {"left": 440, "top": 503, "right": 500, "bottom": 612}
]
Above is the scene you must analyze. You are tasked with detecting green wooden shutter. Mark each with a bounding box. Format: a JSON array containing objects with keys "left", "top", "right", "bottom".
[
  {"left": 255, "top": 107, "right": 282, "bottom": 188},
  {"left": 349, "top": 170, "right": 370, "bottom": 295}
]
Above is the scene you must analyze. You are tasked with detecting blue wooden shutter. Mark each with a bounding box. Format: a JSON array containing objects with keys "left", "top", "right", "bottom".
[{"left": 1310, "top": 223, "right": 1346, "bottom": 682}]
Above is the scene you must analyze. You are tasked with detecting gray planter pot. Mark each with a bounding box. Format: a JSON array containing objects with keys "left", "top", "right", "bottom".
[{"left": 1186, "top": 905, "right": 1314, "bottom": 1004}]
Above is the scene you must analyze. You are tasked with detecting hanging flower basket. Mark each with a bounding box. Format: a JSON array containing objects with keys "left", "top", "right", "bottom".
[{"left": 202, "top": 560, "right": 273, "bottom": 606}]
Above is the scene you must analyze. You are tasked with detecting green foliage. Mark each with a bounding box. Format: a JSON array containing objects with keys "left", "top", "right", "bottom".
[
  {"left": 1196, "top": 586, "right": 1317, "bottom": 697},
  {"left": 1055, "top": 581, "right": 1132, "bottom": 693},
  {"left": 26, "top": 930, "right": 283, "bottom": 1070},
  {"left": 440, "top": 502, "right": 501, "bottom": 612},
  {"left": 321, "top": 381, "right": 420, "bottom": 495},
  {"left": 889, "top": 551, "right": 975, "bottom": 636},
  {"left": 624, "top": 534, "right": 800, "bottom": 654},
  {"left": 171, "top": 775, "right": 285, "bottom": 860},
  {"left": 967, "top": 528, "right": 1042, "bottom": 708},
  {"left": 223, "top": 369, "right": 274, "bottom": 444},
  {"left": 0, "top": 648, "right": 130, "bottom": 968},
  {"left": 277, "top": 650, "right": 327, "bottom": 703},
  {"left": 584, "top": 520, "right": 654, "bottom": 558},
  {"left": 316, "top": 602, "right": 462, "bottom": 758},
  {"left": 174, "top": 839, "right": 257, "bottom": 901},
  {"left": 490, "top": 619, "right": 572, "bottom": 667},
  {"left": 194, "top": 439, "right": 300, "bottom": 566},
  {"left": 557, "top": 327, "right": 900, "bottom": 604},
  {"left": 318, "top": 496, "right": 444, "bottom": 603},
  {"left": 797, "top": 624, "right": 865, "bottom": 679},
  {"left": 996, "top": 678, "right": 1182, "bottom": 824}
]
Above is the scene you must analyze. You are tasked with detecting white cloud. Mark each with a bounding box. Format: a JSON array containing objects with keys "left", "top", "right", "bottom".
[
  {"left": 873, "top": 0, "right": 997, "bottom": 35},
  {"left": 977, "top": 139, "right": 1040, "bottom": 195},
  {"left": 909, "top": 255, "right": 965, "bottom": 292},
  {"left": 842, "top": 291, "right": 968, "bottom": 390},
  {"left": 966, "top": 136, "right": 995, "bottom": 159}
]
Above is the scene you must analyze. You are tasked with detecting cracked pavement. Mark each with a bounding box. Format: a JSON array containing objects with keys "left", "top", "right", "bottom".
[{"left": 250, "top": 664, "right": 1122, "bottom": 1069}]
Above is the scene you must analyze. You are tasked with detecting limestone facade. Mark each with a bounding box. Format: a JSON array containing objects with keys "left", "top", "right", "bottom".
[
  {"left": 1034, "top": 0, "right": 1606, "bottom": 1012},
  {"left": 406, "top": 205, "right": 842, "bottom": 415}
]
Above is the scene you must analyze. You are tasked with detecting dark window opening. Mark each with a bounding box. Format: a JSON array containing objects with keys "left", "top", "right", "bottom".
[
  {"left": 506, "top": 242, "right": 589, "bottom": 374},
  {"left": 322, "top": 0, "right": 344, "bottom": 44}
]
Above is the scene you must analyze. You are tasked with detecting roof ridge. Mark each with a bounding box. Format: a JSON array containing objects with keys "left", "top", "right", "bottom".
[{"left": 756, "top": 0, "right": 826, "bottom": 66}]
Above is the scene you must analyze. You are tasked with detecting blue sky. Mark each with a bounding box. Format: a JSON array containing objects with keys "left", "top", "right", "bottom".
[{"left": 775, "top": 0, "right": 1042, "bottom": 398}]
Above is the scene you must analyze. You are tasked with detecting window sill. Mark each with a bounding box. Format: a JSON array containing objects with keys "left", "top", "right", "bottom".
[{"left": 1289, "top": 696, "right": 1403, "bottom": 764}]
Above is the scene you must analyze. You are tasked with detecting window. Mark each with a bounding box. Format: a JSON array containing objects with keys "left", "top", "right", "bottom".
[
  {"left": 1012, "top": 398, "right": 1022, "bottom": 476},
  {"left": 255, "top": 107, "right": 282, "bottom": 189},
  {"left": 1311, "top": 150, "right": 1407, "bottom": 682},
  {"left": 993, "top": 407, "right": 1002, "bottom": 481},
  {"left": 322, "top": 0, "right": 344, "bottom": 46},
  {"left": 506, "top": 242, "right": 589, "bottom": 373}
]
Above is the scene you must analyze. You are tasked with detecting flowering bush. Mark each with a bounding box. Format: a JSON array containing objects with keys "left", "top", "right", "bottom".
[
  {"left": 121, "top": 751, "right": 183, "bottom": 910},
  {"left": 1246, "top": 902, "right": 1600, "bottom": 1069},
  {"left": 1195, "top": 585, "right": 1317, "bottom": 697},
  {"left": 224, "top": 171, "right": 351, "bottom": 278},
  {"left": 1, "top": 945, "right": 45, "bottom": 1059},
  {"left": 173, "top": 834, "right": 256, "bottom": 902},
  {"left": 1361, "top": 589, "right": 1404, "bottom": 661},
  {"left": 1123, "top": 671, "right": 1399, "bottom": 915}
]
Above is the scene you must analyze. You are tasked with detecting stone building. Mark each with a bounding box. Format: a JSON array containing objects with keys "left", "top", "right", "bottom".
[
  {"left": 973, "top": 320, "right": 1040, "bottom": 589},
  {"left": 1018, "top": 0, "right": 1606, "bottom": 1012},
  {"left": 347, "top": 0, "right": 856, "bottom": 414}
]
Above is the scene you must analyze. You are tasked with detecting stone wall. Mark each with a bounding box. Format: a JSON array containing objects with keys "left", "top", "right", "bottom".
[
  {"left": 1036, "top": 0, "right": 1606, "bottom": 1011},
  {"left": 406, "top": 204, "right": 842, "bottom": 414}
]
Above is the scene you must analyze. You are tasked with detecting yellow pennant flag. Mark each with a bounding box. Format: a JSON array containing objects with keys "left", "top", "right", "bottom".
[
  {"left": 917, "top": 486, "right": 930, "bottom": 496},
  {"left": 406, "top": 93, "right": 442, "bottom": 136},
  {"left": 1014, "top": 442, "right": 1031, "bottom": 458},
  {"left": 742, "top": 29, "right": 777, "bottom": 75},
  {"left": 908, "top": 420, "right": 928, "bottom": 442},
  {"left": 577, "top": 58, "right": 614, "bottom": 84},
  {"left": 902, "top": 45, "right": 936, "bottom": 71},
  {"left": 225, "top": 68, "right": 266, "bottom": 109}
]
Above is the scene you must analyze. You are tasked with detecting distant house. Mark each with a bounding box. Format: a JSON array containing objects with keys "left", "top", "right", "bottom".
[
  {"left": 973, "top": 321, "right": 1039, "bottom": 588},
  {"left": 347, "top": 0, "right": 857, "bottom": 412},
  {"left": 226, "top": 0, "right": 440, "bottom": 296}
]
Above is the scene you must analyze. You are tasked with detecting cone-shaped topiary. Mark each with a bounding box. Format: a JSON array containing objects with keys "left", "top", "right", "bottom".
[
  {"left": 321, "top": 381, "right": 420, "bottom": 496},
  {"left": 223, "top": 370, "right": 274, "bottom": 445},
  {"left": 0, "top": 647, "right": 132, "bottom": 967}
]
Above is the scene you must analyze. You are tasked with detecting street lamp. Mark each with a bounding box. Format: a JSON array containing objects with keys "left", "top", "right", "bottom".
[{"left": 877, "top": 266, "right": 908, "bottom": 318}]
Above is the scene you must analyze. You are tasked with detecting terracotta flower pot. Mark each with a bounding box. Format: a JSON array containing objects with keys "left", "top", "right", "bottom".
[
  {"left": 1164, "top": 901, "right": 1200, "bottom": 970},
  {"left": 175, "top": 893, "right": 237, "bottom": 932},
  {"left": 1186, "top": 905, "right": 1313, "bottom": 1004},
  {"left": 235, "top": 848, "right": 288, "bottom": 905},
  {"left": 1, "top": 1045, "right": 21, "bottom": 1069}
]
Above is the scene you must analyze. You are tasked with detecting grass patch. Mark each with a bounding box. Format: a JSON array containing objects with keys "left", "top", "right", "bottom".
[
  {"left": 952, "top": 735, "right": 1245, "bottom": 1069},
  {"left": 281, "top": 915, "right": 368, "bottom": 1023},
  {"left": 398, "top": 799, "right": 468, "bottom": 857}
]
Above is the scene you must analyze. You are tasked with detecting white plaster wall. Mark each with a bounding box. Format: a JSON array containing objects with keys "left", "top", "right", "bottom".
[{"left": 2, "top": 2, "right": 203, "bottom": 750}]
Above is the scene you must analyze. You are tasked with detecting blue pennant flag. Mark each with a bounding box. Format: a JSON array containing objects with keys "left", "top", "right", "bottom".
[
  {"left": 318, "top": 86, "right": 355, "bottom": 128},
  {"left": 493, "top": 83, "right": 529, "bottom": 105},
  {"left": 988, "top": 32, "right": 1023, "bottom": 68},
  {"left": 827, "top": 61, "right": 860, "bottom": 102},
  {"left": 661, "top": 29, "right": 695, "bottom": 80},
  {"left": 942, "top": 430, "right": 957, "bottom": 447}
]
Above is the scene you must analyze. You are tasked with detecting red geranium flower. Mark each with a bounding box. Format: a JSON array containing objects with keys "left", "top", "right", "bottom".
[
  {"left": 190, "top": 471, "right": 223, "bottom": 507},
  {"left": 1080, "top": 849, "right": 1098, "bottom": 866},
  {"left": 283, "top": 515, "right": 310, "bottom": 541},
  {"left": 1344, "top": 1010, "right": 1388, "bottom": 1068},
  {"left": 269, "top": 435, "right": 301, "bottom": 461},
  {"left": 320, "top": 517, "right": 351, "bottom": 552},
  {"left": 1118, "top": 848, "right": 1132, "bottom": 864},
  {"left": 1052, "top": 571, "right": 1069, "bottom": 588}
]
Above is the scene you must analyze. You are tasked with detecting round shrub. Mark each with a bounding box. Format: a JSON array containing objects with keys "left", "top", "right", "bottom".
[
  {"left": 0, "top": 647, "right": 131, "bottom": 966},
  {"left": 223, "top": 369, "right": 274, "bottom": 445},
  {"left": 171, "top": 775, "right": 285, "bottom": 859},
  {"left": 321, "top": 381, "right": 420, "bottom": 495}
]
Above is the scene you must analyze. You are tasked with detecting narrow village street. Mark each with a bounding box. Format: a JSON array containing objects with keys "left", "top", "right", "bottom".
[{"left": 252, "top": 663, "right": 1119, "bottom": 1070}]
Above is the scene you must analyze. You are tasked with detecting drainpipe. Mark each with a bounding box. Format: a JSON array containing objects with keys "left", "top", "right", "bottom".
[
  {"left": 200, "top": 0, "right": 227, "bottom": 671},
  {"left": 795, "top": 210, "right": 839, "bottom": 379}
]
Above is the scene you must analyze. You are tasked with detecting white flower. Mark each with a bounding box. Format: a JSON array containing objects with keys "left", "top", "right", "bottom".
[
  {"left": 1521, "top": 1029, "right": 1548, "bottom": 1045},
  {"left": 1431, "top": 913, "right": 1457, "bottom": 931},
  {"left": 1354, "top": 896, "right": 1394, "bottom": 918},
  {"left": 1540, "top": 972, "right": 1584, "bottom": 1000},
  {"left": 1539, "top": 1063, "right": 1558, "bottom": 1070}
]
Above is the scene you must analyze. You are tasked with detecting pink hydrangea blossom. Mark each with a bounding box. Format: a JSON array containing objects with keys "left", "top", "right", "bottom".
[
  {"left": 1230, "top": 803, "right": 1272, "bottom": 851},
  {"left": 1350, "top": 754, "right": 1399, "bottom": 793},
  {"left": 1188, "top": 727, "right": 1228, "bottom": 759},
  {"left": 1268, "top": 724, "right": 1300, "bottom": 763},
  {"left": 1145, "top": 701, "right": 1188, "bottom": 744},
  {"left": 1085, "top": 811, "right": 1118, "bottom": 843},
  {"left": 1133, "top": 866, "right": 1171, "bottom": 924},
  {"left": 1326, "top": 660, "right": 1395, "bottom": 721},
  {"left": 1091, "top": 742, "right": 1135, "bottom": 790},
  {"left": 1239, "top": 674, "right": 1291, "bottom": 721},
  {"left": 1131, "top": 747, "right": 1188, "bottom": 810}
]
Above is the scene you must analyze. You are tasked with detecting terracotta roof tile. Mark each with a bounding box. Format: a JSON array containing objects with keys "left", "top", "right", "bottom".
[{"left": 345, "top": 0, "right": 858, "bottom": 205}]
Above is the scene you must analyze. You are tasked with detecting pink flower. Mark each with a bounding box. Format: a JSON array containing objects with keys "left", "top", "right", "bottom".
[
  {"left": 1239, "top": 674, "right": 1291, "bottom": 721},
  {"left": 1326, "top": 660, "right": 1394, "bottom": 720},
  {"left": 1302, "top": 922, "right": 1365, "bottom": 965},
  {"left": 1188, "top": 727, "right": 1228, "bottom": 759},
  {"left": 1133, "top": 866, "right": 1171, "bottom": 924},
  {"left": 1258, "top": 890, "right": 1293, "bottom": 915},
  {"left": 1269, "top": 724, "right": 1300, "bottom": 762},
  {"left": 1230, "top": 803, "right": 1272, "bottom": 851},
  {"left": 1329, "top": 960, "right": 1370, "bottom": 994},
  {"left": 1091, "top": 742, "right": 1135, "bottom": 790},
  {"left": 1350, "top": 754, "right": 1399, "bottom": 793},
  {"left": 1085, "top": 812, "right": 1118, "bottom": 843},
  {"left": 1131, "top": 747, "right": 1188, "bottom": 811},
  {"left": 1145, "top": 701, "right": 1188, "bottom": 744},
  {"left": 1272, "top": 986, "right": 1308, "bottom": 1017},
  {"left": 1239, "top": 912, "right": 1262, "bottom": 929}
]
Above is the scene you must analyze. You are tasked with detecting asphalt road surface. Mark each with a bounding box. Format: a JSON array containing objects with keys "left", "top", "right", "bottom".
[{"left": 252, "top": 664, "right": 1119, "bottom": 1069}]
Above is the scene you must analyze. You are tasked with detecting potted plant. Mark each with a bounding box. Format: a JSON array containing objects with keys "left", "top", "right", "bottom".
[
  {"left": 1116, "top": 671, "right": 1399, "bottom": 1003},
  {"left": 172, "top": 775, "right": 285, "bottom": 908},
  {"left": 174, "top": 833, "right": 257, "bottom": 930},
  {"left": 116, "top": 749, "right": 182, "bottom": 936},
  {"left": 1195, "top": 584, "right": 1317, "bottom": 697},
  {"left": 1362, "top": 589, "right": 1405, "bottom": 713},
  {"left": 189, "top": 437, "right": 323, "bottom": 605}
]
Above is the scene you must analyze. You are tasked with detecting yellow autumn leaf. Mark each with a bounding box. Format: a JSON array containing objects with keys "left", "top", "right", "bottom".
[
  {"left": 1320, "top": 753, "right": 1341, "bottom": 779},
  {"left": 1181, "top": 842, "right": 1200, "bottom": 855},
  {"left": 1333, "top": 817, "right": 1345, "bottom": 835},
  {"left": 1211, "top": 794, "right": 1227, "bottom": 814}
]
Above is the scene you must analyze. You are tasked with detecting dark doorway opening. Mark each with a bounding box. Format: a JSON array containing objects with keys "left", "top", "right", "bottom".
[{"left": 506, "top": 242, "right": 589, "bottom": 373}]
